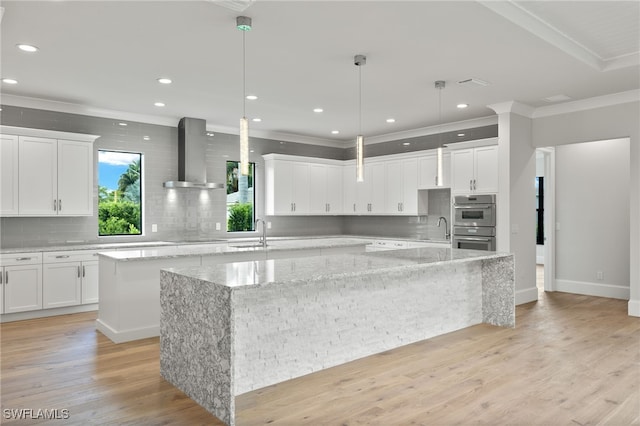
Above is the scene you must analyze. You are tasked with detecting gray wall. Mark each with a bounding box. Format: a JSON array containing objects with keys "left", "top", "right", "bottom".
[{"left": 0, "top": 105, "right": 495, "bottom": 248}]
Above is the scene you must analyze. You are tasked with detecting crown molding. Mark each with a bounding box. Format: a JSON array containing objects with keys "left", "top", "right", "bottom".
[
  {"left": 487, "top": 101, "right": 535, "bottom": 117},
  {"left": 478, "top": 0, "right": 636, "bottom": 72},
  {"left": 532, "top": 90, "right": 640, "bottom": 118}
]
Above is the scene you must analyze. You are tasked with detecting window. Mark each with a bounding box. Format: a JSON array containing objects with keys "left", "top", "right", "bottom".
[
  {"left": 226, "top": 161, "right": 255, "bottom": 232},
  {"left": 98, "top": 150, "right": 143, "bottom": 236}
]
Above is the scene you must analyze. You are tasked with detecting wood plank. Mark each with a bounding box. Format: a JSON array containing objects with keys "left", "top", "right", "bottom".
[{"left": 1, "top": 289, "right": 638, "bottom": 425}]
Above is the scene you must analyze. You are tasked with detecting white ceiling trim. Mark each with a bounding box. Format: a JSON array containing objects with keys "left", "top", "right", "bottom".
[
  {"left": 487, "top": 101, "right": 536, "bottom": 118},
  {"left": 532, "top": 89, "right": 640, "bottom": 118},
  {"left": 364, "top": 116, "right": 499, "bottom": 145},
  {"left": 478, "top": 0, "right": 631, "bottom": 72}
]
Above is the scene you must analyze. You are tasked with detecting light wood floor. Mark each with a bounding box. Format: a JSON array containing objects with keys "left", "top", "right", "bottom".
[{"left": 1, "top": 289, "right": 638, "bottom": 425}]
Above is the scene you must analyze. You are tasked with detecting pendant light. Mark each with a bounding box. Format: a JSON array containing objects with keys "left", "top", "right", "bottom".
[
  {"left": 355, "top": 54, "right": 366, "bottom": 182},
  {"left": 237, "top": 16, "right": 252, "bottom": 176},
  {"left": 435, "top": 80, "right": 445, "bottom": 187}
]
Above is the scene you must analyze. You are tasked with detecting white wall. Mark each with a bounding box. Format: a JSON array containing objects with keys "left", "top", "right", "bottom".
[
  {"left": 554, "top": 139, "right": 630, "bottom": 298},
  {"left": 532, "top": 99, "right": 639, "bottom": 315}
]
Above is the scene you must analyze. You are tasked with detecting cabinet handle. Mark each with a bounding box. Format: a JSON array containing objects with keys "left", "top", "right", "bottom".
[
  {"left": 53, "top": 199, "right": 57, "bottom": 211},
  {"left": 0, "top": 271, "right": 3, "bottom": 285},
  {"left": 401, "top": 202, "right": 403, "bottom": 212},
  {"left": 83, "top": 266, "right": 86, "bottom": 278},
  {"left": 435, "top": 175, "right": 438, "bottom": 186},
  {"left": 77, "top": 266, "right": 81, "bottom": 278},
  {"left": 16, "top": 257, "right": 32, "bottom": 261},
  {"left": 470, "top": 180, "right": 473, "bottom": 191},
  {"left": 293, "top": 203, "right": 296, "bottom": 212},
  {"left": 353, "top": 203, "right": 356, "bottom": 212},
  {"left": 55, "top": 255, "right": 70, "bottom": 259},
  {"left": 5, "top": 271, "right": 8, "bottom": 284},
  {"left": 473, "top": 179, "right": 477, "bottom": 191},
  {"left": 58, "top": 199, "right": 62, "bottom": 211}
]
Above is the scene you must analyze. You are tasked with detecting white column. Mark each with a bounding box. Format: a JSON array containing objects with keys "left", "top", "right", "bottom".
[{"left": 488, "top": 101, "right": 538, "bottom": 305}]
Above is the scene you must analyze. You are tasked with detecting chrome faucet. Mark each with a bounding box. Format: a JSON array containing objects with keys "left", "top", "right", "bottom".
[
  {"left": 255, "top": 218, "right": 267, "bottom": 248},
  {"left": 437, "top": 216, "right": 450, "bottom": 240}
]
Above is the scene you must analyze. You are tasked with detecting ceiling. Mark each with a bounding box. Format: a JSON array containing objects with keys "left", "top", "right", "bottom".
[{"left": 1, "top": 1, "right": 638, "bottom": 145}]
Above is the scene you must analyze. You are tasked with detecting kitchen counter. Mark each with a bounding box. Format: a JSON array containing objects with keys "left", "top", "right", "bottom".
[
  {"left": 160, "top": 248, "right": 515, "bottom": 426},
  {"left": 96, "top": 237, "right": 372, "bottom": 343}
]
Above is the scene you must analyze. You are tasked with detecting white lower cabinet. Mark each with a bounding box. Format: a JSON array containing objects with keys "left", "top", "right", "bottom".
[
  {"left": 0, "top": 253, "right": 43, "bottom": 314},
  {"left": 43, "top": 250, "right": 101, "bottom": 309}
]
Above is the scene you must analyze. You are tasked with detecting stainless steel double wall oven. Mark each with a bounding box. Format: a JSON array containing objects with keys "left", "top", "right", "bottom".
[{"left": 452, "top": 194, "right": 496, "bottom": 251}]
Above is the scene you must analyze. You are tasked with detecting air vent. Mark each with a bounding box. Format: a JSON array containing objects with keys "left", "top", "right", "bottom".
[
  {"left": 457, "top": 78, "right": 490, "bottom": 87},
  {"left": 208, "top": 0, "right": 255, "bottom": 12},
  {"left": 543, "top": 94, "right": 572, "bottom": 103}
]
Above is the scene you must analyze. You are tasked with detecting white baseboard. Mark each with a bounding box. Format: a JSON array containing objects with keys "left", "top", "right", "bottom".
[
  {"left": 515, "top": 287, "right": 538, "bottom": 305},
  {"left": 555, "top": 279, "right": 630, "bottom": 300},
  {"left": 0, "top": 304, "right": 98, "bottom": 323},
  {"left": 95, "top": 318, "right": 159, "bottom": 344},
  {"left": 628, "top": 299, "right": 640, "bottom": 317}
]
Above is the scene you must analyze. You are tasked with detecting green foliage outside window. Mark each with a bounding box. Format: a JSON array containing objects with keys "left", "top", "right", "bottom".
[{"left": 98, "top": 151, "right": 142, "bottom": 236}]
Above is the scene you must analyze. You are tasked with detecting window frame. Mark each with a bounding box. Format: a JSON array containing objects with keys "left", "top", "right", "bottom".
[{"left": 226, "top": 160, "right": 256, "bottom": 233}]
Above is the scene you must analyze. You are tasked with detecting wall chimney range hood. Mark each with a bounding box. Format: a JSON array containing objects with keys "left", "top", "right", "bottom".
[{"left": 163, "top": 117, "right": 224, "bottom": 189}]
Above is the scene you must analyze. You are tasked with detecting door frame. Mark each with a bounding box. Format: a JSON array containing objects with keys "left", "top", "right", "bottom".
[{"left": 538, "top": 147, "right": 556, "bottom": 292}]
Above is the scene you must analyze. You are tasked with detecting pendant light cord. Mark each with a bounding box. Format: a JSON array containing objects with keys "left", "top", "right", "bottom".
[
  {"left": 242, "top": 31, "right": 246, "bottom": 118},
  {"left": 358, "top": 64, "right": 362, "bottom": 135}
]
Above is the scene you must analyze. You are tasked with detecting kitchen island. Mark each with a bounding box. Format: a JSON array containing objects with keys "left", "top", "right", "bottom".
[
  {"left": 160, "top": 247, "right": 515, "bottom": 426},
  {"left": 97, "top": 237, "right": 372, "bottom": 343}
]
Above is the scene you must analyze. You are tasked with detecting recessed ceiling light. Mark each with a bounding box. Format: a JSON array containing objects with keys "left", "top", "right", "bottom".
[
  {"left": 250, "top": 149, "right": 255, "bottom": 153},
  {"left": 246, "top": 95, "right": 258, "bottom": 100},
  {"left": 17, "top": 44, "right": 38, "bottom": 53},
  {"left": 402, "top": 142, "right": 410, "bottom": 146},
  {"left": 157, "top": 77, "right": 172, "bottom": 84},
  {"left": 252, "top": 118, "right": 262, "bottom": 122},
  {"left": 331, "top": 130, "right": 340, "bottom": 134},
  {"left": 457, "top": 103, "right": 468, "bottom": 109},
  {"left": 386, "top": 118, "right": 396, "bottom": 123},
  {"left": 457, "top": 78, "right": 489, "bottom": 87},
  {"left": 154, "top": 102, "right": 165, "bottom": 107},
  {"left": 2, "top": 78, "right": 18, "bottom": 84},
  {"left": 457, "top": 133, "right": 465, "bottom": 137},
  {"left": 118, "top": 122, "right": 127, "bottom": 126},
  {"left": 143, "top": 136, "right": 150, "bottom": 141},
  {"left": 313, "top": 108, "right": 323, "bottom": 113}
]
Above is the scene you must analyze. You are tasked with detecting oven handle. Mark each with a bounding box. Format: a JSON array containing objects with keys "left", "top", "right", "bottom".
[
  {"left": 453, "top": 204, "right": 494, "bottom": 209},
  {"left": 454, "top": 237, "right": 492, "bottom": 242}
]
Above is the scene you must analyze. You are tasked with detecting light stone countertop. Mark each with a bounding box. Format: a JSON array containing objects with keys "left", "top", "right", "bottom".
[
  {"left": 0, "top": 235, "right": 450, "bottom": 255},
  {"left": 101, "top": 237, "right": 374, "bottom": 261},
  {"left": 163, "top": 247, "right": 510, "bottom": 289}
]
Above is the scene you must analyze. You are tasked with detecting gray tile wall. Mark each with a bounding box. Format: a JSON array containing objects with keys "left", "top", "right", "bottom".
[{"left": 0, "top": 105, "right": 495, "bottom": 248}]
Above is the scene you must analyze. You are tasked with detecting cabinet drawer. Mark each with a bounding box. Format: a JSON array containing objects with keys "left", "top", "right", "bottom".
[
  {"left": 43, "top": 250, "right": 100, "bottom": 263},
  {"left": 0, "top": 252, "right": 42, "bottom": 267}
]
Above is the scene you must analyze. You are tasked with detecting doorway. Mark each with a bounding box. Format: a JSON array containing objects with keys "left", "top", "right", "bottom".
[{"left": 535, "top": 148, "right": 556, "bottom": 293}]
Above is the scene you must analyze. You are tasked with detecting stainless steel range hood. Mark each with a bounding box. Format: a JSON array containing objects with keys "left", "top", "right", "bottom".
[{"left": 163, "top": 117, "right": 225, "bottom": 189}]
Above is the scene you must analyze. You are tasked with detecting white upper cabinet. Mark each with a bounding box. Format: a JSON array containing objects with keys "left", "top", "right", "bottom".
[
  {"left": 18, "top": 136, "right": 58, "bottom": 215},
  {"left": 0, "top": 126, "right": 98, "bottom": 217},
  {"left": 385, "top": 158, "right": 418, "bottom": 215},
  {"left": 451, "top": 144, "right": 498, "bottom": 194},
  {"left": 0, "top": 135, "right": 19, "bottom": 215},
  {"left": 264, "top": 157, "right": 310, "bottom": 215},
  {"left": 57, "top": 140, "right": 94, "bottom": 215},
  {"left": 355, "top": 161, "right": 385, "bottom": 214},
  {"left": 342, "top": 164, "right": 357, "bottom": 215},
  {"left": 417, "top": 152, "right": 451, "bottom": 189},
  {"left": 309, "top": 164, "right": 343, "bottom": 215}
]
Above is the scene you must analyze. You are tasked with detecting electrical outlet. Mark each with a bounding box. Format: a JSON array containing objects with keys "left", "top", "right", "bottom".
[
  {"left": 151, "top": 224, "right": 158, "bottom": 233},
  {"left": 215, "top": 222, "right": 221, "bottom": 231},
  {"left": 596, "top": 271, "right": 604, "bottom": 281},
  {"left": 267, "top": 221, "right": 272, "bottom": 229}
]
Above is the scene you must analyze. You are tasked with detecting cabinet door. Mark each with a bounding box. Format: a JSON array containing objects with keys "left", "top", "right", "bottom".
[
  {"left": 4, "top": 264, "right": 42, "bottom": 313},
  {"left": 18, "top": 136, "right": 58, "bottom": 215},
  {"left": 290, "top": 162, "right": 309, "bottom": 214},
  {"left": 57, "top": 140, "right": 93, "bottom": 216},
  {"left": 385, "top": 160, "right": 404, "bottom": 214},
  {"left": 81, "top": 261, "right": 99, "bottom": 304},
  {"left": 401, "top": 158, "right": 418, "bottom": 215},
  {"left": 0, "top": 268, "right": 4, "bottom": 314},
  {"left": 325, "top": 165, "right": 343, "bottom": 215},
  {"left": 451, "top": 149, "right": 475, "bottom": 194},
  {"left": 474, "top": 145, "right": 499, "bottom": 193},
  {"left": 43, "top": 262, "right": 82, "bottom": 308},
  {"left": 271, "top": 160, "right": 294, "bottom": 215},
  {"left": 308, "top": 164, "right": 327, "bottom": 214},
  {"left": 342, "top": 164, "right": 357, "bottom": 215},
  {"left": 368, "top": 162, "right": 386, "bottom": 214},
  {"left": 417, "top": 154, "right": 438, "bottom": 189},
  {"left": 0, "top": 135, "right": 19, "bottom": 215}
]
